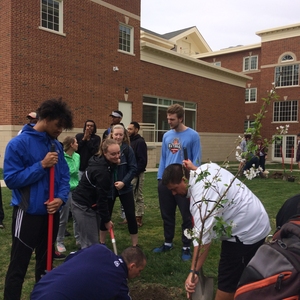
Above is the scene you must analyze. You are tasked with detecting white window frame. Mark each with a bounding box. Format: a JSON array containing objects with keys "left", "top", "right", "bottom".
[
  {"left": 39, "top": 0, "right": 64, "bottom": 35},
  {"left": 275, "top": 64, "right": 299, "bottom": 87},
  {"left": 273, "top": 100, "right": 298, "bottom": 122},
  {"left": 118, "top": 23, "right": 134, "bottom": 55},
  {"left": 243, "top": 55, "right": 258, "bottom": 71},
  {"left": 245, "top": 88, "right": 257, "bottom": 103}
]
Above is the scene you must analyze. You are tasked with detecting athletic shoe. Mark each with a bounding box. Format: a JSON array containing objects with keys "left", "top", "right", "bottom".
[
  {"left": 53, "top": 251, "right": 66, "bottom": 260},
  {"left": 0, "top": 221, "right": 4, "bottom": 229},
  {"left": 153, "top": 244, "right": 173, "bottom": 253},
  {"left": 57, "top": 243, "right": 66, "bottom": 253},
  {"left": 181, "top": 248, "right": 192, "bottom": 261}
]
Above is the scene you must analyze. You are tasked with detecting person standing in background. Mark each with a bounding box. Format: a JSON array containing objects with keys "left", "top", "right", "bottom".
[
  {"left": 153, "top": 104, "right": 201, "bottom": 261},
  {"left": 75, "top": 120, "right": 100, "bottom": 178},
  {"left": 56, "top": 136, "right": 80, "bottom": 253},
  {"left": 127, "top": 121, "right": 148, "bottom": 227},
  {"left": 102, "top": 110, "right": 124, "bottom": 140}
]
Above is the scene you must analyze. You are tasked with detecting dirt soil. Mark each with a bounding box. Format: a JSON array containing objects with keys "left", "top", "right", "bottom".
[{"left": 129, "top": 282, "right": 185, "bottom": 300}]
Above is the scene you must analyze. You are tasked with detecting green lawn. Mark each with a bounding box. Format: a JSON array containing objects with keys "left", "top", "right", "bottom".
[{"left": 0, "top": 167, "right": 300, "bottom": 299}]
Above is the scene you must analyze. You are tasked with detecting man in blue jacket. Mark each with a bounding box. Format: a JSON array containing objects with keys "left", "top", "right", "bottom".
[
  {"left": 30, "top": 244, "right": 147, "bottom": 300},
  {"left": 3, "top": 98, "right": 73, "bottom": 300}
]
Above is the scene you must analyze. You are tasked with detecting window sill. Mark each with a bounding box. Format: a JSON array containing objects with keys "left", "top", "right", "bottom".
[
  {"left": 38, "top": 26, "right": 66, "bottom": 37},
  {"left": 117, "top": 49, "right": 135, "bottom": 57}
]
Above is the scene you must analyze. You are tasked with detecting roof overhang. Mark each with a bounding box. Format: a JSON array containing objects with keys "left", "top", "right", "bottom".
[{"left": 140, "top": 42, "right": 252, "bottom": 88}]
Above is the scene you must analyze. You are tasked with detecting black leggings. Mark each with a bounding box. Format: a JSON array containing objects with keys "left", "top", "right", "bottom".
[{"left": 100, "top": 190, "right": 138, "bottom": 234}]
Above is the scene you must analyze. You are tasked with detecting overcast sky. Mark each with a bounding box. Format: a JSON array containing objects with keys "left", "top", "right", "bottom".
[{"left": 141, "top": 0, "right": 300, "bottom": 51}]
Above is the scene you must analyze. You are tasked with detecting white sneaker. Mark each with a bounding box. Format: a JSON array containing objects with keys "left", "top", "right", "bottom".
[{"left": 57, "top": 242, "right": 66, "bottom": 253}]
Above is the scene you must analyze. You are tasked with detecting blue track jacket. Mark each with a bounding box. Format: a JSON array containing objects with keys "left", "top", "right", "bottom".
[{"left": 4, "top": 124, "right": 70, "bottom": 215}]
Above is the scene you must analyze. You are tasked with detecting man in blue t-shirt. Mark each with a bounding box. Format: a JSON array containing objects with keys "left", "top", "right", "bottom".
[{"left": 153, "top": 104, "right": 202, "bottom": 261}]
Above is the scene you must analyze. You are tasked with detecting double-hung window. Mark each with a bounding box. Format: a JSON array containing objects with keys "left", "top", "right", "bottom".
[
  {"left": 243, "top": 56, "right": 258, "bottom": 71},
  {"left": 40, "top": 0, "right": 63, "bottom": 34},
  {"left": 245, "top": 88, "right": 257, "bottom": 102},
  {"left": 119, "top": 23, "right": 134, "bottom": 54}
]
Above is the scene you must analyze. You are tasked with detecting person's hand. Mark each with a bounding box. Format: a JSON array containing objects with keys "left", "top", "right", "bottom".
[
  {"left": 185, "top": 272, "right": 199, "bottom": 299},
  {"left": 105, "top": 220, "right": 113, "bottom": 231},
  {"left": 183, "top": 159, "right": 197, "bottom": 171},
  {"left": 114, "top": 181, "right": 125, "bottom": 190},
  {"left": 41, "top": 151, "right": 58, "bottom": 168},
  {"left": 83, "top": 128, "right": 91, "bottom": 141},
  {"left": 44, "top": 198, "right": 63, "bottom": 214}
]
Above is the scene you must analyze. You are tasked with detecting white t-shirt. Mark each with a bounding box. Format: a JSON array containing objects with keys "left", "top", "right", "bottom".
[{"left": 188, "top": 163, "right": 271, "bottom": 246}]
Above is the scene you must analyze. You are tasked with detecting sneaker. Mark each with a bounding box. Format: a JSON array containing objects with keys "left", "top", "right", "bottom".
[
  {"left": 153, "top": 244, "right": 173, "bottom": 253},
  {"left": 181, "top": 248, "right": 192, "bottom": 261},
  {"left": 0, "top": 221, "right": 4, "bottom": 229},
  {"left": 53, "top": 251, "right": 66, "bottom": 260},
  {"left": 57, "top": 243, "right": 66, "bottom": 253}
]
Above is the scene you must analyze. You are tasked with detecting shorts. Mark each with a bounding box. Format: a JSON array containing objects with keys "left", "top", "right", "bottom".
[{"left": 217, "top": 238, "right": 265, "bottom": 293}]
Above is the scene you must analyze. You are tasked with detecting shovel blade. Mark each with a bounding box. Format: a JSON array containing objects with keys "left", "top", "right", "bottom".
[{"left": 192, "top": 269, "right": 214, "bottom": 300}]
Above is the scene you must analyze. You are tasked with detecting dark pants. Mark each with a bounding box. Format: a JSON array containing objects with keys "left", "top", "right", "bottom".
[
  {"left": 4, "top": 206, "right": 59, "bottom": 300},
  {"left": 158, "top": 181, "right": 192, "bottom": 247},
  {"left": 100, "top": 190, "right": 138, "bottom": 234}
]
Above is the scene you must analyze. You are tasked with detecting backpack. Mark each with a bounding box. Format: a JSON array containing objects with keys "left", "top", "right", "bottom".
[{"left": 234, "top": 216, "right": 300, "bottom": 300}]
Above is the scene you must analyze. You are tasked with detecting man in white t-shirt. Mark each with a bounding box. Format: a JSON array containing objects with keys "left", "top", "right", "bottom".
[{"left": 162, "top": 162, "right": 270, "bottom": 300}]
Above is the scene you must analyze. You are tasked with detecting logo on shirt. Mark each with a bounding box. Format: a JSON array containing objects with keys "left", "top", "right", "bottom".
[{"left": 168, "top": 138, "right": 181, "bottom": 154}]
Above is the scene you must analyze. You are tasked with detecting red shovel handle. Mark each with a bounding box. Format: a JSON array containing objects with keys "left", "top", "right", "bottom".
[
  {"left": 110, "top": 228, "right": 117, "bottom": 255},
  {"left": 46, "top": 144, "right": 56, "bottom": 271}
]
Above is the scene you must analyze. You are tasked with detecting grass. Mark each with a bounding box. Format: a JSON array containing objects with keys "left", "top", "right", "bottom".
[{"left": 1, "top": 166, "right": 300, "bottom": 299}]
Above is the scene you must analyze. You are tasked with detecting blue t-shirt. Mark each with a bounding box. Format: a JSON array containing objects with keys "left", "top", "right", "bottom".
[{"left": 157, "top": 127, "right": 201, "bottom": 179}]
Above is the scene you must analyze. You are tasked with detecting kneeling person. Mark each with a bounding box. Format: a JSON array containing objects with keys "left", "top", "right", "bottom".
[{"left": 31, "top": 244, "right": 147, "bottom": 300}]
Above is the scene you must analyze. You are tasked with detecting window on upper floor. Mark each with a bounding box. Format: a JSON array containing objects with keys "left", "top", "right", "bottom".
[
  {"left": 119, "top": 23, "right": 134, "bottom": 54},
  {"left": 273, "top": 100, "right": 298, "bottom": 122},
  {"left": 275, "top": 65, "right": 299, "bottom": 87},
  {"left": 143, "top": 96, "right": 197, "bottom": 142},
  {"left": 245, "top": 88, "right": 257, "bottom": 102},
  {"left": 243, "top": 55, "right": 258, "bottom": 71},
  {"left": 40, "top": 0, "right": 63, "bottom": 33}
]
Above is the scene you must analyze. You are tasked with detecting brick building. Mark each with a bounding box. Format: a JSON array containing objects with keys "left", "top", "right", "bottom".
[
  {"left": 3, "top": 0, "right": 286, "bottom": 169},
  {"left": 199, "top": 23, "right": 300, "bottom": 163}
]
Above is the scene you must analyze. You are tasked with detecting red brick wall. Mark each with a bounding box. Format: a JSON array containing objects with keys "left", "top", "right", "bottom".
[
  {"left": 0, "top": 0, "right": 12, "bottom": 121},
  {"left": 1, "top": 0, "right": 244, "bottom": 136}
]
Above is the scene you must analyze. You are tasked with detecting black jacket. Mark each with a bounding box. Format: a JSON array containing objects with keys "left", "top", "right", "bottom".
[
  {"left": 130, "top": 134, "right": 147, "bottom": 176},
  {"left": 112, "top": 144, "right": 137, "bottom": 198},
  {"left": 75, "top": 133, "right": 101, "bottom": 172},
  {"left": 72, "top": 155, "right": 117, "bottom": 223}
]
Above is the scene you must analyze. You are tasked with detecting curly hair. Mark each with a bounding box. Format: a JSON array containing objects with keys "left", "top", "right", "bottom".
[{"left": 36, "top": 98, "right": 73, "bottom": 130}]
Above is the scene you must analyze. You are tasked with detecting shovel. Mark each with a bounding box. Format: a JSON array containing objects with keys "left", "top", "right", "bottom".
[
  {"left": 192, "top": 268, "right": 214, "bottom": 300},
  {"left": 109, "top": 228, "right": 117, "bottom": 255},
  {"left": 46, "top": 144, "right": 56, "bottom": 271}
]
